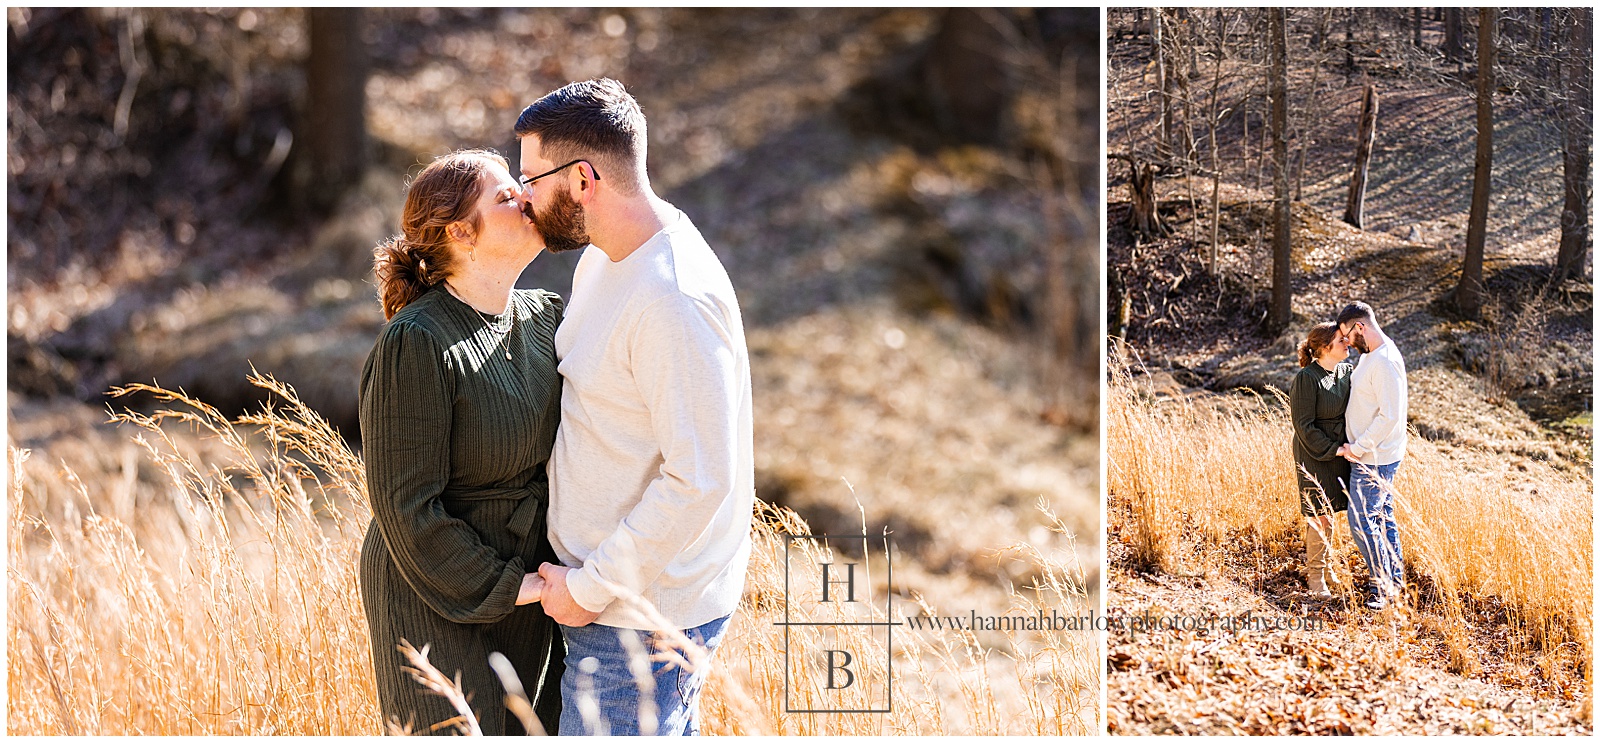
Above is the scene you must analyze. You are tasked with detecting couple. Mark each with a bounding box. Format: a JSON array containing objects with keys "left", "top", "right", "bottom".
[
  {"left": 356, "top": 78, "right": 754, "bottom": 735},
  {"left": 1290, "top": 302, "right": 1408, "bottom": 611}
]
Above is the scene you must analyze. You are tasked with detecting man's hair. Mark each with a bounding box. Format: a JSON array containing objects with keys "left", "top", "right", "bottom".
[
  {"left": 1335, "top": 301, "right": 1378, "bottom": 329},
  {"left": 514, "top": 78, "right": 646, "bottom": 195}
]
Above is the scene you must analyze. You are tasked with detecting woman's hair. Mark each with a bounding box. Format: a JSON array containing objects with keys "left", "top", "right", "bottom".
[
  {"left": 373, "top": 149, "right": 507, "bottom": 319},
  {"left": 1296, "top": 322, "right": 1340, "bottom": 368}
]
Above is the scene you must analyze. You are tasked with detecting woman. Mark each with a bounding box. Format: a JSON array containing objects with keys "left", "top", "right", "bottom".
[
  {"left": 1289, "top": 322, "right": 1353, "bottom": 598},
  {"left": 359, "top": 149, "right": 563, "bottom": 734}
]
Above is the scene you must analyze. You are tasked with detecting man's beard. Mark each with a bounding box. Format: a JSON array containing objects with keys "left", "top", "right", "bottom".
[
  {"left": 1350, "top": 329, "right": 1371, "bottom": 354},
  {"left": 527, "top": 187, "right": 591, "bottom": 253}
]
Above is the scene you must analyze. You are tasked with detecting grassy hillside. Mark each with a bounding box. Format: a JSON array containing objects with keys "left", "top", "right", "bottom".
[{"left": 1105, "top": 9, "right": 1592, "bottom": 735}]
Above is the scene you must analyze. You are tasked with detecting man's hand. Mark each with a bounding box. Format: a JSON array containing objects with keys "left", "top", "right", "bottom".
[
  {"left": 537, "top": 563, "right": 603, "bottom": 627},
  {"left": 1337, "top": 443, "right": 1357, "bottom": 462}
]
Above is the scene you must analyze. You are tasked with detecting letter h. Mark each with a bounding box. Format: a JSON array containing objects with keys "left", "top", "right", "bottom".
[{"left": 819, "top": 561, "right": 858, "bottom": 603}]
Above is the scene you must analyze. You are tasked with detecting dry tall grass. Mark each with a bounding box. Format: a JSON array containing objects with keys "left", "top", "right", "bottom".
[
  {"left": 1107, "top": 361, "right": 1594, "bottom": 696},
  {"left": 8, "top": 377, "right": 376, "bottom": 734},
  {"left": 8, "top": 374, "right": 1098, "bottom": 734}
]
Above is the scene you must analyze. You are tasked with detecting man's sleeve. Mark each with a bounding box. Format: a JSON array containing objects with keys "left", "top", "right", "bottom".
[{"left": 562, "top": 293, "right": 744, "bottom": 614}]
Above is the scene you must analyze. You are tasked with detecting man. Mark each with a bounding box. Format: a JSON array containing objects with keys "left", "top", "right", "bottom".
[
  {"left": 1335, "top": 301, "right": 1407, "bottom": 611},
  {"left": 514, "top": 78, "right": 755, "bottom": 735}
]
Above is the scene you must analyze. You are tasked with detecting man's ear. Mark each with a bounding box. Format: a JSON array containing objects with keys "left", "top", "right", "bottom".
[{"left": 574, "top": 162, "right": 599, "bottom": 202}]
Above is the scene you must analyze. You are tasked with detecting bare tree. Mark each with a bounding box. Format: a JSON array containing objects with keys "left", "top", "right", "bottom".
[
  {"left": 1342, "top": 8, "right": 1357, "bottom": 77},
  {"left": 1557, "top": 8, "right": 1592, "bottom": 281},
  {"left": 1153, "top": 8, "right": 1173, "bottom": 157},
  {"left": 924, "top": 9, "right": 1009, "bottom": 145},
  {"left": 1269, "top": 8, "right": 1291, "bottom": 332},
  {"left": 1342, "top": 84, "right": 1379, "bottom": 229},
  {"left": 1167, "top": 9, "right": 1197, "bottom": 164},
  {"left": 303, "top": 9, "right": 368, "bottom": 212},
  {"left": 1294, "top": 8, "right": 1332, "bottom": 201},
  {"left": 1456, "top": 7, "right": 1494, "bottom": 317},
  {"left": 1537, "top": 8, "right": 1555, "bottom": 80},
  {"left": 1444, "top": 8, "right": 1465, "bottom": 63},
  {"left": 1206, "top": 8, "right": 1227, "bottom": 273}
]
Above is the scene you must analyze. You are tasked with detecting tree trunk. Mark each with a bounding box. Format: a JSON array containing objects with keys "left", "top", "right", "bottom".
[
  {"left": 1537, "top": 8, "right": 1554, "bottom": 81},
  {"left": 1179, "top": 8, "right": 1198, "bottom": 80},
  {"left": 1153, "top": 8, "right": 1171, "bottom": 157},
  {"left": 1444, "top": 8, "right": 1463, "bottom": 62},
  {"left": 1110, "top": 268, "right": 1131, "bottom": 345},
  {"left": 1257, "top": 94, "right": 1271, "bottom": 191},
  {"left": 1343, "top": 9, "right": 1356, "bottom": 78},
  {"left": 1242, "top": 90, "right": 1252, "bottom": 189},
  {"left": 1343, "top": 85, "right": 1379, "bottom": 229},
  {"left": 1557, "top": 8, "right": 1592, "bottom": 281},
  {"left": 1270, "top": 8, "right": 1292, "bottom": 333},
  {"left": 1173, "top": 14, "right": 1196, "bottom": 163},
  {"left": 924, "top": 9, "right": 1010, "bottom": 146},
  {"left": 1296, "top": 9, "right": 1332, "bottom": 201},
  {"left": 1207, "top": 8, "right": 1225, "bottom": 274},
  {"left": 1456, "top": 8, "right": 1494, "bottom": 317},
  {"left": 1413, "top": 8, "right": 1423, "bottom": 47},
  {"left": 1127, "top": 159, "right": 1166, "bottom": 241},
  {"left": 304, "top": 8, "right": 368, "bottom": 212}
]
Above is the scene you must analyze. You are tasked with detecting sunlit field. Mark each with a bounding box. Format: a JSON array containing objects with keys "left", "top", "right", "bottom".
[{"left": 9, "top": 376, "right": 1098, "bottom": 735}]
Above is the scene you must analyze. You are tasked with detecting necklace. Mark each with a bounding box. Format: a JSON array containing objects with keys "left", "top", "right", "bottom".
[{"left": 445, "top": 282, "right": 514, "bottom": 360}]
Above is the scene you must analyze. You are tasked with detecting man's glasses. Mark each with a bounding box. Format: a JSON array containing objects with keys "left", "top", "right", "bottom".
[{"left": 519, "top": 159, "right": 601, "bottom": 187}]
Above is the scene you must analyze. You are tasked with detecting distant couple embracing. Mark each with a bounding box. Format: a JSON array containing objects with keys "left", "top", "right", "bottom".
[
  {"left": 1290, "top": 301, "right": 1408, "bottom": 611},
  {"left": 356, "top": 78, "right": 754, "bottom": 735}
]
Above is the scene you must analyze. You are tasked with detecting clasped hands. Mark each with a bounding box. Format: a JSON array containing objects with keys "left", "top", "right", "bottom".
[
  {"left": 1336, "top": 443, "right": 1358, "bottom": 462},
  {"left": 515, "top": 562, "right": 603, "bottom": 627}
]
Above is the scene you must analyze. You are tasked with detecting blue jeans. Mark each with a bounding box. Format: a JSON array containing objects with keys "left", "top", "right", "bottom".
[
  {"left": 1345, "top": 460, "right": 1403, "bottom": 598},
  {"left": 558, "top": 614, "right": 732, "bottom": 736}
]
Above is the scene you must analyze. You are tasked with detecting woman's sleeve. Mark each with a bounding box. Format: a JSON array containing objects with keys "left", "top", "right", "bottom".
[
  {"left": 359, "top": 321, "right": 524, "bottom": 624},
  {"left": 1289, "top": 371, "right": 1342, "bottom": 461}
]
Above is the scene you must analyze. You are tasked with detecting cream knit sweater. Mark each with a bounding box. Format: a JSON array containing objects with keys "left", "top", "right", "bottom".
[
  {"left": 547, "top": 210, "right": 754, "bottom": 631},
  {"left": 1346, "top": 338, "right": 1408, "bottom": 467}
]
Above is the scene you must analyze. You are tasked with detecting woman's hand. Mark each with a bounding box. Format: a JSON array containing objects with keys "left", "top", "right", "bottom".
[{"left": 515, "top": 571, "right": 546, "bottom": 605}]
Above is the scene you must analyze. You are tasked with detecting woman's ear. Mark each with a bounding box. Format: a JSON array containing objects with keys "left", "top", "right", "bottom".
[{"left": 447, "top": 220, "right": 476, "bottom": 246}]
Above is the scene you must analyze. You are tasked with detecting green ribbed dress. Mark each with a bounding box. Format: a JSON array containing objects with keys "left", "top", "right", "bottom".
[
  {"left": 358, "top": 286, "right": 565, "bottom": 735},
  {"left": 1289, "top": 360, "right": 1352, "bottom": 517}
]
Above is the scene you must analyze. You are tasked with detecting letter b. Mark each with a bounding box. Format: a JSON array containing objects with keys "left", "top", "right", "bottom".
[{"left": 825, "top": 650, "right": 855, "bottom": 689}]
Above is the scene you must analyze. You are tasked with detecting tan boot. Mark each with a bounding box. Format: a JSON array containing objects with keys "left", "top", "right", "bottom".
[{"left": 1305, "top": 519, "right": 1332, "bottom": 597}]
